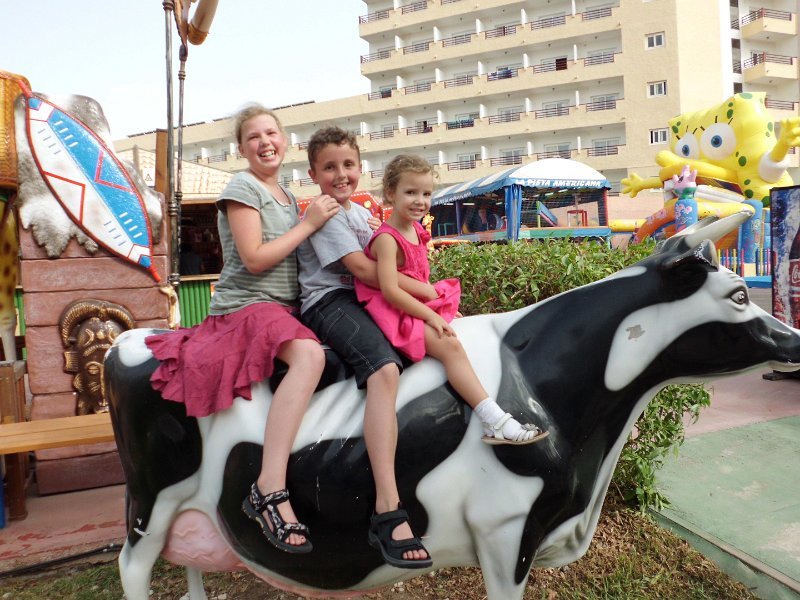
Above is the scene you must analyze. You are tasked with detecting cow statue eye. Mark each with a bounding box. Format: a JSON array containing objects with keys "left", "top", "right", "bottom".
[{"left": 730, "top": 288, "right": 748, "bottom": 305}]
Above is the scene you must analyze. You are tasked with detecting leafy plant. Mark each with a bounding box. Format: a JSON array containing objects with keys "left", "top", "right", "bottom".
[{"left": 429, "top": 239, "right": 710, "bottom": 512}]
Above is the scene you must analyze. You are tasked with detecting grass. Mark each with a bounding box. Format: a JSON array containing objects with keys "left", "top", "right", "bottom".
[{"left": 0, "top": 492, "right": 758, "bottom": 600}]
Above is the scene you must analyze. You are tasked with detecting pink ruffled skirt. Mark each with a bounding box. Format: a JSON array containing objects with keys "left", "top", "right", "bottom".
[{"left": 145, "top": 302, "right": 318, "bottom": 417}]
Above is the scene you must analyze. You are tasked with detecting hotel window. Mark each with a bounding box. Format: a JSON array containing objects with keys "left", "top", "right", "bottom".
[
  {"left": 647, "top": 80, "right": 667, "bottom": 97},
  {"left": 646, "top": 32, "right": 665, "bottom": 49},
  {"left": 649, "top": 128, "right": 669, "bottom": 144}
]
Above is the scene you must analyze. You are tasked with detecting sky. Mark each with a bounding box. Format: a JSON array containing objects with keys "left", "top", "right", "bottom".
[{"left": 1, "top": 1, "right": 370, "bottom": 139}]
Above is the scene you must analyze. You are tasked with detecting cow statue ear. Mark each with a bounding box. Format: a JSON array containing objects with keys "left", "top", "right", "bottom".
[{"left": 661, "top": 239, "right": 719, "bottom": 272}]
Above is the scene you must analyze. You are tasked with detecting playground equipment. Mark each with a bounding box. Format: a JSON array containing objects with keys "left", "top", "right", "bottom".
[{"left": 623, "top": 92, "right": 799, "bottom": 277}]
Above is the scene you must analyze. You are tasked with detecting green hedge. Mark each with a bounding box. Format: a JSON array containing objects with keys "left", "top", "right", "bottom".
[{"left": 430, "top": 239, "right": 710, "bottom": 512}]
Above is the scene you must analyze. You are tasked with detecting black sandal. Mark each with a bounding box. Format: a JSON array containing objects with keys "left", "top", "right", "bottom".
[
  {"left": 242, "top": 483, "right": 312, "bottom": 554},
  {"left": 368, "top": 505, "right": 433, "bottom": 569}
]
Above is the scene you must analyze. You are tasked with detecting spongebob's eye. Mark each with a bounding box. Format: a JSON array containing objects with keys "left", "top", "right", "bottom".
[
  {"left": 675, "top": 134, "right": 699, "bottom": 159},
  {"left": 700, "top": 123, "right": 736, "bottom": 160},
  {"left": 730, "top": 288, "right": 748, "bottom": 305}
]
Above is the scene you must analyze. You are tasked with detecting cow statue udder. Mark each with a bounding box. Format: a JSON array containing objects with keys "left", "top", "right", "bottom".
[{"left": 104, "top": 210, "right": 800, "bottom": 600}]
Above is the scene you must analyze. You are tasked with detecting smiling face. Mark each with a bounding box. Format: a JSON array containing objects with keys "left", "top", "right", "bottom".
[
  {"left": 238, "top": 114, "right": 287, "bottom": 179},
  {"left": 385, "top": 170, "right": 434, "bottom": 225},
  {"left": 308, "top": 142, "right": 362, "bottom": 205}
]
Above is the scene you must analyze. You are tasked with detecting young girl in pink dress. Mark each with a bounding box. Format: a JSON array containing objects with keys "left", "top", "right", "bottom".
[{"left": 355, "top": 155, "right": 548, "bottom": 445}]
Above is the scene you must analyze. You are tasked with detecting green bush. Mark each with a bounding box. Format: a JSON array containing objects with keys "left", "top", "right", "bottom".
[{"left": 429, "top": 239, "right": 710, "bottom": 512}]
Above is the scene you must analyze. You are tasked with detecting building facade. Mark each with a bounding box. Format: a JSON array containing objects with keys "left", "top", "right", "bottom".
[{"left": 114, "top": 0, "right": 799, "bottom": 199}]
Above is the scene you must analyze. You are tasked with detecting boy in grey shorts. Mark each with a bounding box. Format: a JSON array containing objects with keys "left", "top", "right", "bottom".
[{"left": 297, "top": 127, "right": 435, "bottom": 569}]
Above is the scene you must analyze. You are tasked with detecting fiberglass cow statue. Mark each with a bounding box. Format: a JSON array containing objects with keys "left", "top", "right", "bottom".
[{"left": 104, "top": 210, "right": 800, "bottom": 600}]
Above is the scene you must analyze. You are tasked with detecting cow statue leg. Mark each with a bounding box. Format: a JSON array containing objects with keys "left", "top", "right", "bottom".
[
  {"left": 118, "top": 477, "right": 200, "bottom": 600},
  {"left": 185, "top": 567, "right": 208, "bottom": 600}
]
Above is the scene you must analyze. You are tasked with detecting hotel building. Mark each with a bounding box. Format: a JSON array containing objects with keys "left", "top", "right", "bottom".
[{"left": 115, "top": 0, "right": 799, "bottom": 199}]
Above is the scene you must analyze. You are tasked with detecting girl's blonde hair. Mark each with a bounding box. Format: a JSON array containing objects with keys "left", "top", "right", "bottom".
[
  {"left": 381, "top": 154, "right": 434, "bottom": 205},
  {"left": 233, "top": 103, "right": 284, "bottom": 145}
]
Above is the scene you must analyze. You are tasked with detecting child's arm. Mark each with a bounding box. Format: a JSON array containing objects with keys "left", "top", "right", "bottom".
[
  {"left": 342, "top": 252, "right": 438, "bottom": 301},
  {"left": 372, "top": 234, "right": 455, "bottom": 337},
  {"left": 227, "top": 195, "right": 337, "bottom": 273}
]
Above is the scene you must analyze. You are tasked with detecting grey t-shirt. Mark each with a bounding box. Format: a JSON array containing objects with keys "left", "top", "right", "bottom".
[
  {"left": 210, "top": 171, "right": 300, "bottom": 315},
  {"left": 297, "top": 201, "right": 373, "bottom": 314}
]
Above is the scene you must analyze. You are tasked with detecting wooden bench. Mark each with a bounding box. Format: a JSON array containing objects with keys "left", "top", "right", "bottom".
[
  {"left": 0, "top": 412, "right": 115, "bottom": 454},
  {"left": 0, "top": 359, "right": 116, "bottom": 522}
]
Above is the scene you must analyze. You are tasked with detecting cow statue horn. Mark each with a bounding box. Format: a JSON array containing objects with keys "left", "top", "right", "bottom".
[
  {"left": 105, "top": 230, "right": 800, "bottom": 600},
  {"left": 671, "top": 209, "right": 752, "bottom": 250}
]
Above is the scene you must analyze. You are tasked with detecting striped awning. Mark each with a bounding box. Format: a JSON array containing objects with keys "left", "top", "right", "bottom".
[{"left": 432, "top": 158, "right": 609, "bottom": 206}]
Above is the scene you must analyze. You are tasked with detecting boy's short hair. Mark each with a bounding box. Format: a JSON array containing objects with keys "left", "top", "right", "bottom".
[
  {"left": 233, "top": 103, "right": 283, "bottom": 145},
  {"left": 307, "top": 127, "right": 361, "bottom": 168}
]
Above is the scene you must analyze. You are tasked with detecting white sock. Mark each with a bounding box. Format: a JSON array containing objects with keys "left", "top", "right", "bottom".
[
  {"left": 474, "top": 397, "right": 539, "bottom": 440},
  {"left": 474, "top": 397, "right": 505, "bottom": 426}
]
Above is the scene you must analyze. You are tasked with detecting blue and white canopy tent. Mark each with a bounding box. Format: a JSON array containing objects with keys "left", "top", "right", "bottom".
[{"left": 431, "top": 158, "right": 611, "bottom": 242}]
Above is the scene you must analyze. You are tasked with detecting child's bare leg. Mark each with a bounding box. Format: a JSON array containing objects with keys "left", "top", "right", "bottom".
[
  {"left": 257, "top": 338, "right": 324, "bottom": 546},
  {"left": 364, "top": 363, "right": 427, "bottom": 561},
  {"left": 424, "top": 326, "right": 547, "bottom": 445},
  {"left": 423, "top": 326, "right": 488, "bottom": 407}
]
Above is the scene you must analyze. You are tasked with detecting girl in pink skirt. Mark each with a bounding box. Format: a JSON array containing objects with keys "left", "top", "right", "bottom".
[{"left": 146, "top": 104, "right": 339, "bottom": 554}]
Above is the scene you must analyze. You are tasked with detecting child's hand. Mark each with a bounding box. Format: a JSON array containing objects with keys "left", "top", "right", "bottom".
[
  {"left": 304, "top": 194, "right": 339, "bottom": 229},
  {"left": 426, "top": 313, "right": 455, "bottom": 338},
  {"left": 367, "top": 215, "right": 381, "bottom": 231}
]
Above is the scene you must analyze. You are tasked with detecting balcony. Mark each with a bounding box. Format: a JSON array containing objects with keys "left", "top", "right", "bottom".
[
  {"left": 739, "top": 8, "right": 797, "bottom": 40},
  {"left": 367, "top": 87, "right": 396, "bottom": 101},
  {"left": 402, "top": 40, "right": 432, "bottom": 55},
  {"left": 369, "top": 129, "right": 397, "bottom": 141},
  {"left": 361, "top": 49, "right": 392, "bottom": 64},
  {"left": 534, "top": 105, "right": 571, "bottom": 119},
  {"left": 486, "top": 67, "right": 518, "bottom": 81},
  {"left": 765, "top": 97, "right": 798, "bottom": 112},
  {"left": 742, "top": 53, "right": 799, "bottom": 83},
  {"left": 358, "top": 8, "right": 390, "bottom": 24},
  {"left": 489, "top": 155, "right": 524, "bottom": 167}
]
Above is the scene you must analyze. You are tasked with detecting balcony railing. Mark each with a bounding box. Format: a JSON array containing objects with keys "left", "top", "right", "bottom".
[
  {"left": 369, "top": 169, "right": 385, "bottom": 180},
  {"left": 585, "top": 99, "right": 617, "bottom": 111},
  {"left": 369, "top": 129, "right": 397, "bottom": 140},
  {"left": 446, "top": 119, "right": 475, "bottom": 130},
  {"left": 298, "top": 177, "right": 315, "bottom": 186},
  {"left": 400, "top": 0, "right": 428, "bottom": 15},
  {"left": 358, "top": 9, "right": 389, "bottom": 24},
  {"left": 584, "top": 52, "right": 616, "bottom": 66},
  {"left": 403, "top": 41, "right": 431, "bottom": 54},
  {"left": 731, "top": 17, "right": 740, "bottom": 30},
  {"left": 740, "top": 8, "right": 794, "bottom": 27},
  {"left": 404, "top": 81, "right": 433, "bottom": 94},
  {"left": 443, "top": 74, "right": 476, "bottom": 88},
  {"left": 442, "top": 33, "right": 473, "bottom": 47},
  {"left": 743, "top": 52, "right": 795, "bottom": 68},
  {"left": 490, "top": 155, "right": 524, "bottom": 167},
  {"left": 531, "top": 15, "right": 566, "bottom": 29},
  {"left": 361, "top": 49, "right": 392, "bottom": 64},
  {"left": 587, "top": 145, "right": 620, "bottom": 157},
  {"left": 485, "top": 24, "right": 518, "bottom": 39},
  {"left": 534, "top": 106, "right": 571, "bottom": 118},
  {"left": 445, "top": 160, "right": 477, "bottom": 171},
  {"left": 406, "top": 124, "right": 434, "bottom": 135},
  {"left": 733, "top": 61, "right": 742, "bottom": 74},
  {"left": 765, "top": 97, "right": 797, "bottom": 110},
  {"left": 441, "top": 0, "right": 463, "bottom": 4},
  {"left": 297, "top": 141, "right": 309, "bottom": 150},
  {"left": 367, "top": 87, "right": 395, "bottom": 100},
  {"left": 583, "top": 6, "right": 613, "bottom": 20},
  {"left": 487, "top": 67, "right": 518, "bottom": 81},
  {"left": 536, "top": 149, "right": 573, "bottom": 160},
  {"left": 488, "top": 112, "right": 522, "bottom": 124},
  {"left": 533, "top": 58, "right": 568, "bottom": 73}
]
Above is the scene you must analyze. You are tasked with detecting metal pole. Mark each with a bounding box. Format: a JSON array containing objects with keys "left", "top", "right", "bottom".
[{"left": 163, "top": 0, "right": 179, "bottom": 287}]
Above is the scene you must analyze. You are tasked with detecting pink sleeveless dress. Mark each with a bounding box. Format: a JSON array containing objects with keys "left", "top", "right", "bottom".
[{"left": 355, "top": 221, "right": 460, "bottom": 362}]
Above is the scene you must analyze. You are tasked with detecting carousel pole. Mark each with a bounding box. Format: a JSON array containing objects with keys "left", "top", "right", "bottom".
[
  {"left": 175, "top": 40, "right": 187, "bottom": 282},
  {"left": 162, "top": 0, "right": 179, "bottom": 288}
]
